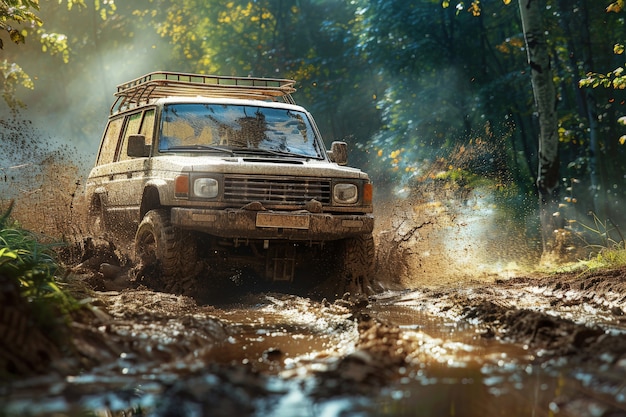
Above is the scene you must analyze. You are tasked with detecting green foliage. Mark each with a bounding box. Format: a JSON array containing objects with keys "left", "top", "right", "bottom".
[
  {"left": 586, "top": 247, "right": 626, "bottom": 269},
  {"left": 0, "top": 1, "right": 40, "bottom": 107},
  {"left": 0, "top": 201, "right": 76, "bottom": 319},
  {"left": 0, "top": 0, "right": 42, "bottom": 49},
  {"left": 579, "top": 52, "right": 626, "bottom": 146},
  {"left": 0, "top": 0, "right": 116, "bottom": 108},
  {"left": 0, "top": 59, "right": 33, "bottom": 108}
]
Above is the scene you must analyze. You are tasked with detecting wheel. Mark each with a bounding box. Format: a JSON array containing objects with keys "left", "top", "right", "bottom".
[
  {"left": 339, "top": 233, "right": 376, "bottom": 296},
  {"left": 134, "top": 209, "right": 198, "bottom": 293},
  {"left": 318, "top": 234, "right": 376, "bottom": 299}
]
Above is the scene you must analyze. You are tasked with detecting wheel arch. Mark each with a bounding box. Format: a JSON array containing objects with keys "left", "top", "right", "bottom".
[
  {"left": 88, "top": 187, "right": 107, "bottom": 214},
  {"left": 140, "top": 185, "right": 163, "bottom": 220}
]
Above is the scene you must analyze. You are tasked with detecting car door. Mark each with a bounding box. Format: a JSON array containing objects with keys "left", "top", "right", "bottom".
[{"left": 106, "top": 109, "right": 155, "bottom": 229}]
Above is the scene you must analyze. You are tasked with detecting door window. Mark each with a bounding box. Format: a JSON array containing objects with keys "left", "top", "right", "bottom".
[{"left": 118, "top": 112, "right": 143, "bottom": 161}]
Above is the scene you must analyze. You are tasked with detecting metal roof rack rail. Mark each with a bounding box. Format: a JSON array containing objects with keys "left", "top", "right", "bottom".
[{"left": 111, "top": 71, "right": 297, "bottom": 114}]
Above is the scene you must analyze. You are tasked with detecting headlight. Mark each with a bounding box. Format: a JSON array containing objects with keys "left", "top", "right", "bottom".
[
  {"left": 333, "top": 183, "right": 358, "bottom": 204},
  {"left": 193, "top": 178, "right": 219, "bottom": 198}
]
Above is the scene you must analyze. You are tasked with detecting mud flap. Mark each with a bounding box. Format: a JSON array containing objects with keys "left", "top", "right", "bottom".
[{"left": 265, "top": 244, "right": 297, "bottom": 282}]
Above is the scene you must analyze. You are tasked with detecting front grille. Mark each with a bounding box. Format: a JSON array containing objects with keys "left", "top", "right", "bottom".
[{"left": 224, "top": 176, "right": 331, "bottom": 205}]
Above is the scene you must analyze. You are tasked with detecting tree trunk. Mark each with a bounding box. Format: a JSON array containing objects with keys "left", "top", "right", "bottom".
[
  {"left": 578, "top": 0, "right": 607, "bottom": 220},
  {"left": 518, "top": 0, "right": 562, "bottom": 256}
]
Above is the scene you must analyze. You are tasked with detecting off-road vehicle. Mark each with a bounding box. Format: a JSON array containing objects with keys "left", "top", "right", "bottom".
[{"left": 85, "top": 71, "right": 375, "bottom": 296}]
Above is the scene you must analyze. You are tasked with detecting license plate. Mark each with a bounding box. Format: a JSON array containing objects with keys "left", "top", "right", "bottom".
[{"left": 256, "top": 213, "right": 310, "bottom": 229}]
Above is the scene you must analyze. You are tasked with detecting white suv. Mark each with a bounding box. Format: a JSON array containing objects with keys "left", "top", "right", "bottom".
[{"left": 85, "top": 72, "right": 374, "bottom": 296}]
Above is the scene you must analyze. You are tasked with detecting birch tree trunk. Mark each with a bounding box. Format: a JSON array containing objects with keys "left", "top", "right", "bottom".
[{"left": 518, "top": 0, "right": 562, "bottom": 256}]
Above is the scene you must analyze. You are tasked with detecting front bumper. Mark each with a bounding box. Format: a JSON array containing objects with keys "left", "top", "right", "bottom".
[{"left": 170, "top": 207, "right": 374, "bottom": 241}]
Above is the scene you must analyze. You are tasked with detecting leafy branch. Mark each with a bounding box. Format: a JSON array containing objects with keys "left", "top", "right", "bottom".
[
  {"left": 578, "top": 1, "right": 626, "bottom": 145},
  {"left": 0, "top": 0, "right": 42, "bottom": 49}
]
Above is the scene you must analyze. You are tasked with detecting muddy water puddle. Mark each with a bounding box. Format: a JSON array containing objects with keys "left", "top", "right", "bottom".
[
  {"left": 366, "top": 296, "right": 585, "bottom": 417},
  {"left": 200, "top": 295, "right": 359, "bottom": 373},
  {"left": 1, "top": 291, "right": 621, "bottom": 416}
]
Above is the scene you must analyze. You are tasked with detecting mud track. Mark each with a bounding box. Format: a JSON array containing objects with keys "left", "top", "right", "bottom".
[{"left": 3, "top": 253, "right": 626, "bottom": 416}]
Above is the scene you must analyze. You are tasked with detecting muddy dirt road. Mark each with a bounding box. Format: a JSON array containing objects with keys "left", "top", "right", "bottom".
[
  {"left": 2, "top": 261, "right": 626, "bottom": 417},
  {"left": 1, "top": 190, "right": 626, "bottom": 416}
]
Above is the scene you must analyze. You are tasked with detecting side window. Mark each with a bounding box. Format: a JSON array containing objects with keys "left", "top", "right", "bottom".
[
  {"left": 96, "top": 117, "right": 124, "bottom": 166},
  {"left": 140, "top": 109, "right": 156, "bottom": 142},
  {"left": 118, "top": 112, "right": 143, "bottom": 161}
]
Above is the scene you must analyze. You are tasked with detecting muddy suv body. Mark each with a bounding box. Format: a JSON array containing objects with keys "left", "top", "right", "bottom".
[{"left": 85, "top": 72, "right": 374, "bottom": 295}]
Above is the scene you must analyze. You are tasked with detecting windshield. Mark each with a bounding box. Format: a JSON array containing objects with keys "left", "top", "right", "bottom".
[{"left": 159, "top": 103, "right": 322, "bottom": 158}]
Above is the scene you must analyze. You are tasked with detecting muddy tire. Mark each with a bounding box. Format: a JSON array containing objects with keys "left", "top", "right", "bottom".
[
  {"left": 135, "top": 209, "right": 198, "bottom": 293},
  {"left": 322, "top": 234, "right": 375, "bottom": 299}
]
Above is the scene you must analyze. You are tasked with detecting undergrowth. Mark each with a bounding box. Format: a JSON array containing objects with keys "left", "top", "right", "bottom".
[
  {"left": 0, "top": 201, "right": 78, "bottom": 324},
  {"left": 552, "top": 212, "right": 626, "bottom": 274}
]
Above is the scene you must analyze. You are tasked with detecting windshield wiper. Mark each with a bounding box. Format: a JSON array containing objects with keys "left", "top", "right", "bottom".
[
  {"left": 230, "top": 147, "right": 315, "bottom": 159},
  {"left": 165, "top": 145, "right": 235, "bottom": 156}
]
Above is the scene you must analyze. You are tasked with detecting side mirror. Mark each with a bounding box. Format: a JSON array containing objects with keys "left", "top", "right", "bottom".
[
  {"left": 127, "top": 134, "right": 150, "bottom": 157},
  {"left": 328, "top": 141, "right": 348, "bottom": 166}
]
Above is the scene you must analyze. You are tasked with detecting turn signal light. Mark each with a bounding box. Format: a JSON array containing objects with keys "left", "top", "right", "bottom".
[
  {"left": 363, "top": 182, "right": 373, "bottom": 205},
  {"left": 175, "top": 175, "right": 189, "bottom": 198}
]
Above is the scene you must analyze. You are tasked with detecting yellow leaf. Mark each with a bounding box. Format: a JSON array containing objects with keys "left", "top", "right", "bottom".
[
  {"left": 503, "top": 0, "right": 511, "bottom": 4},
  {"left": 469, "top": 1, "right": 481, "bottom": 16},
  {"left": 614, "top": 44, "right": 625, "bottom": 55},
  {"left": 619, "top": 135, "right": 626, "bottom": 145},
  {"left": 442, "top": 1, "right": 450, "bottom": 8},
  {"left": 607, "top": 2, "right": 622, "bottom": 13}
]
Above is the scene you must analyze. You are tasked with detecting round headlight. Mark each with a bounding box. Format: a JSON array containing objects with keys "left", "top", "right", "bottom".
[
  {"left": 334, "top": 183, "right": 358, "bottom": 204},
  {"left": 194, "top": 178, "right": 219, "bottom": 198}
]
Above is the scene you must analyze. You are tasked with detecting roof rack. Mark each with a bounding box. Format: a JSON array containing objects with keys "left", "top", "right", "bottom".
[{"left": 111, "top": 71, "right": 297, "bottom": 114}]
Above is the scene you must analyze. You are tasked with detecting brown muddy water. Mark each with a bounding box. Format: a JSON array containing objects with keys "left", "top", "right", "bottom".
[{"left": 2, "top": 288, "right": 619, "bottom": 417}]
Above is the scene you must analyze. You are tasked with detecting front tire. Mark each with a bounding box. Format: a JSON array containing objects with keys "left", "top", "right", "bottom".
[
  {"left": 317, "top": 234, "right": 376, "bottom": 299},
  {"left": 135, "top": 209, "right": 198, "bottom": 293},
  {"left": 339, "top": 233, "right": 376, "bottom": 296}
]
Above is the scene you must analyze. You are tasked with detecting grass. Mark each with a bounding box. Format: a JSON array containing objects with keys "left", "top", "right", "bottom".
[
  {"left": 0, "top": 201, "right": 78, "bottom": 325},
  {"left": 548, "top": 212, "right": 626, "bottom": 275},
  {"left": 580, "top": 246, "right": 626, "bottom": 270}
]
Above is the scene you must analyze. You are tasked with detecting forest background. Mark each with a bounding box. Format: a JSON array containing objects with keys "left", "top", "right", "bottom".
[{"left": 1, "top": 0, "right": 625, "bottom": 263}]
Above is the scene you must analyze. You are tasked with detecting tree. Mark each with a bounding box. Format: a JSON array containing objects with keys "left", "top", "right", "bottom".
[
  {"left": 0, "top": 0, "right": 116, "bottom": 109},
  {"left": 138, "top": 0, "right": 382, "bottom": 154},
  {"left": 578, "top": 0, "right": 626, "bottom": 217},
  {"left": 518, "top": 0, "right": 562, "bottom": 255}
]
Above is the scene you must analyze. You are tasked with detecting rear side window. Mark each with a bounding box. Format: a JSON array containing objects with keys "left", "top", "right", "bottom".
[{"left": 96, "top": 117, "right": 124, "bottom": 166}]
